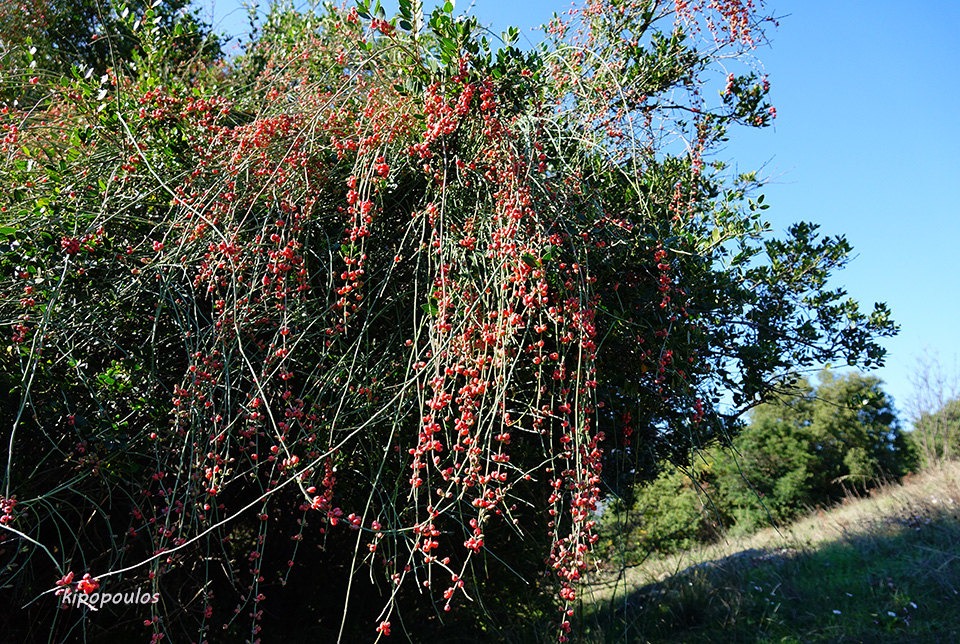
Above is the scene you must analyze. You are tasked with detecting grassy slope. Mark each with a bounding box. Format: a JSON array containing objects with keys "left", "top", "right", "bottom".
[{"left": 577, "top": 462, "right": 960, "bottom": 643}]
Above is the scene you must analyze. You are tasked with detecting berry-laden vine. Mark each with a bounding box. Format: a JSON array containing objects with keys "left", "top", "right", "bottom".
[{"left": 0, "top": 0, "right": 895, "bottom": 641}]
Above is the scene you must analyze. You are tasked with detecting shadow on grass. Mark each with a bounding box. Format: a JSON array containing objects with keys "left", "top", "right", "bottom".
[{"left": 579, "top": 509, "right": 960, "bottom": 643}]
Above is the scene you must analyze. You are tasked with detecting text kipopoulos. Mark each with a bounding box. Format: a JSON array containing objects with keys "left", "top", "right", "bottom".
[{"left": 62, "top": 587, "right": 160, "bottom": 609}]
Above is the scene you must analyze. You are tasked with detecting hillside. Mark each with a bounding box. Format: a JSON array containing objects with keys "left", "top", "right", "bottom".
[{"left": 579, "top": 462, "right": 960, "bottom": 642}]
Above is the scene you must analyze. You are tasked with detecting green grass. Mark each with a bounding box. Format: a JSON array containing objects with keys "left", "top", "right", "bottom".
[{"left": 576, "top": 462, "right": 960, "bottom": 643}]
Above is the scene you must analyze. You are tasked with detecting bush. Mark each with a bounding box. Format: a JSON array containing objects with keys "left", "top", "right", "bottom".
[
  {"left": 0, "top": 1, "right": 896, "bottom": 640},
  {"left": 715, "top": 372, "right": 916, "bottom": 530},
  {"left": 601, "top": 458, "right": 726, "bottom": 564}
]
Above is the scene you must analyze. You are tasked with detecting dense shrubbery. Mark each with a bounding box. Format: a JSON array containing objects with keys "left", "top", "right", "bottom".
[
  {"left": 600, "top": 456, "right": 723, "bottom": 564},
  {"left": 603, "top": 372, "right": 916, "bottom": 559},
  {"left": 1, "top": 0, "right": 897, "bottom": 640},
  {"left": 721, "top": 372, "right": 914, "bottom": 525}
]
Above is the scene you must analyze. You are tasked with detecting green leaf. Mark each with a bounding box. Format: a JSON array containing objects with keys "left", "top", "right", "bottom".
[
  {"left": 0, "top": 226, "right": 16, "bottom": 237},
  {"left": 422, "top": 299, "right": 439, "bottom": 316}
]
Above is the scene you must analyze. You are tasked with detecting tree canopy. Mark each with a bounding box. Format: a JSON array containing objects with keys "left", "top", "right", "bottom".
[
  {"left": 717, "top": 371, "right": 915, "bottom": 528},
  {"left": 602, "top": 372, "right": 915, "bottom": 559},
  {"left": 0, "top": 0, "right": 219, "bottom": 76}
]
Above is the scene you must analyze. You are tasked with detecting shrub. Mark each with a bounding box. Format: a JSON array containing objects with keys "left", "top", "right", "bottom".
[
  {"left": 601, "top": 457, "right": 726, "bottom": 564},
  {"left": 715, "top": 372, "right": 916, "bottom": 530},
  {"left": 0, "top": 1, "right": 896, "bottom": 640}
]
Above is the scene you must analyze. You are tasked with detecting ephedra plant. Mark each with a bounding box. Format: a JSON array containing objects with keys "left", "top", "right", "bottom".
[{"left": 0, "top": 0, "right": 895, "bottom": 640}]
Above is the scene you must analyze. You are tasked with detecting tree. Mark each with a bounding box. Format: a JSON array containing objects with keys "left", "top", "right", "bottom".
[
  {"left": 715, "top": 372, "right": 915, "bottom": 530},
  {"left": 0, "top": 0, "right": 219, "bottom": 78},
  {"left": 907, "top": 352, "right": 960, "bottom": 466},
  {"left": 715, "top": 391, "right": 818, "bottom": 529},
  {"left": 0, "top": 1, "right": 897, "bottom": 640},
  {"left": 912, "top": 399, "right": 960, "bottom": 466}
]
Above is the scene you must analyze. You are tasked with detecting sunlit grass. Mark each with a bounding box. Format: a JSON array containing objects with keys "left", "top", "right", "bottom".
[{"left": 578, "top": 461, "right": 960, "bottom": 642}]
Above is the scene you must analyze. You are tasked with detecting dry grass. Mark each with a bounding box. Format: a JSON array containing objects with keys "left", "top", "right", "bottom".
[{"left": 577, "top": 462, "right": 960, "bottom": 643}]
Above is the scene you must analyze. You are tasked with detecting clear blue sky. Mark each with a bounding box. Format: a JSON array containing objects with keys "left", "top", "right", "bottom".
[{"left": 202, "top": 0, "right": 960, "bottom": 420}]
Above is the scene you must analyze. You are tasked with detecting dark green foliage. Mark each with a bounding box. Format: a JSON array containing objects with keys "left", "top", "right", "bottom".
[
  {"left": 717, "top": 371, "right": 916, "bottom": 530},
  {"left": 601, "top": 461, "right": 726, "bottom": 563},
  {"left": 714, "top": 409, "right": 817, "bottom": 530},
  {"left": 605, "top": 372, "right": 917, "bottom": 553},
  {"left": 0, "top": 0, "right": 220, "bottom": 78}
]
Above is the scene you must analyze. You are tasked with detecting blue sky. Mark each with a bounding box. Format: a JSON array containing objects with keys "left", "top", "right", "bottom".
[{"left": 202, "top": 0, "right": 960, "bottom": 420}]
